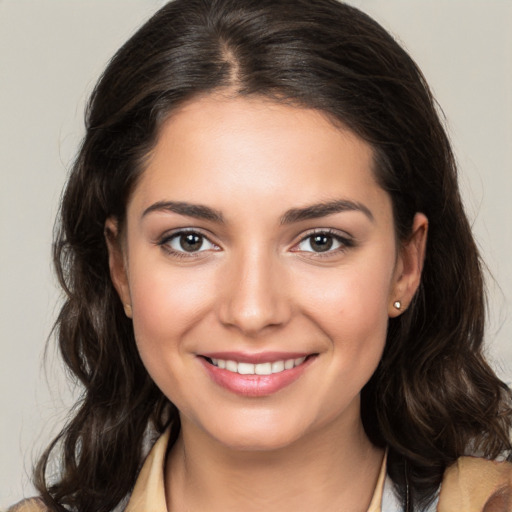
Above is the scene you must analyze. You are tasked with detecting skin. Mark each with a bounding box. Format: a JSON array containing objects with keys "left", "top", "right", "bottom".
[{"left": 107, "top": 95, "right": 427, "bottom": 512}]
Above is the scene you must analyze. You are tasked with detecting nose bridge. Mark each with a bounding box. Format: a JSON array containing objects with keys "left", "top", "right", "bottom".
[{"left": 218, "top": 243, "right": 290, "bottom": 335}]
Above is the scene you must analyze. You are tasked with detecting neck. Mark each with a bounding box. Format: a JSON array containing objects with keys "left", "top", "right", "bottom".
[{"left": 165, "top": 404, "right": 384, "bottom": 512}]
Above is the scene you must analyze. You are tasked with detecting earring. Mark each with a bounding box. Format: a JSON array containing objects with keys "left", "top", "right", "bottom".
[
  {"left": 393, "top": 301, "right": 401, "bottom": 310},
  {"left": 124, "top": 304, "right": 133, "bottom": 317}
]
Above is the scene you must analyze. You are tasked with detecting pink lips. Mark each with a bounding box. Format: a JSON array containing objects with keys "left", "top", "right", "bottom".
[{"left": 198, "top": 352, "right": 316, "bottom": 397}]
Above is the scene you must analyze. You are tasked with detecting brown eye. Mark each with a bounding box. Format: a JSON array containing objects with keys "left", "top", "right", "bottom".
[
  {"left": 295, "top": 231, "right": 352, "bottom": 254},
  {"left": 165, "top": 231, "right": 216, "bottom": 253},
  {"left": 179, "top": 233, "right": 203, "bottom": 252},
  {"left": 309, "top": 234, "right": 333, "bottom": 252}
]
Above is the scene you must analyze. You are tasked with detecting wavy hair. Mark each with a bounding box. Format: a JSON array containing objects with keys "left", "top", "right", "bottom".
[{"left": 35, "top": 1, "right": 512, "bottom": 510}]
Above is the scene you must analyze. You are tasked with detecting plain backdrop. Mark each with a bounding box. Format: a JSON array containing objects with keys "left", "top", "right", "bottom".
[{"left": 1, "top": 0, "right": 511, "bottom": 507}]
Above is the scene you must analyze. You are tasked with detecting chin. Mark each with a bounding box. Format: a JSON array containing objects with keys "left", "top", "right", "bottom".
[
  {"left": 214, "top": 428, "right": 303, "bottom": 452},
  {"left": 196, "top": 409, "right": 319, "bottom": 453}
]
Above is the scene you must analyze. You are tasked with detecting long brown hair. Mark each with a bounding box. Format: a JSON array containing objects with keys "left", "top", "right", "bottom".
[{"left": 35, "top": 1, "right": 512, "bottom": 510}]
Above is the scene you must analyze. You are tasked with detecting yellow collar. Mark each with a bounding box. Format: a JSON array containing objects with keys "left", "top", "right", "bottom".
[{"left": 125, "top": 428, "right": 388, "bottom": 512}]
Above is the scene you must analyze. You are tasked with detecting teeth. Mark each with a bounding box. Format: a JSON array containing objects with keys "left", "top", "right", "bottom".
[
  {"left": 255, "top": 362, "right": 272, "bottom": 375},
  {"left": 284, "top": 359, "right": 295, "bottom": 370},
  {"left": 238, "top": 362, "right": 255, "bottom": 375},
  {"left": 226, "top": 360, "right": 238, "bottom": 372},
  {"left": 271, "top": 361, "right": 285, "bottom": 373},
  {"left": 209, "top": 356, "right": 308, "bottom": 375}
]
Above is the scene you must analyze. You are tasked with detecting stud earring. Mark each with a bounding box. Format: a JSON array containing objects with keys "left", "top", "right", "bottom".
[
  {"left": 124, "top": 304, "right": 132, "bottom": 317},
  {"left": 393, "top": 301, "right": 402, "bottom": 310}
]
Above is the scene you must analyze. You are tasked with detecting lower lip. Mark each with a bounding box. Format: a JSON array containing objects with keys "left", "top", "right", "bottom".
[{"left": 199, "top": 356, "right": 316, "bottom": 397}]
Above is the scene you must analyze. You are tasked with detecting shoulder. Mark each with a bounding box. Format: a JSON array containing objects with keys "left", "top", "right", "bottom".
[
  {"left": 438, "top": 456, "right": 512, "bottom": 512},
  {"left": 6, "top": 498, "right": 48, "bottom": 512}
]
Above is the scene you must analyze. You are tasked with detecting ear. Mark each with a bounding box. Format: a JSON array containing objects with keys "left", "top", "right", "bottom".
[
  {"left": 388, "top": 213, "right": 428, "bottom": 317},
  {"left": 105, "top": 217, "right": 132, "bottom": 318}
]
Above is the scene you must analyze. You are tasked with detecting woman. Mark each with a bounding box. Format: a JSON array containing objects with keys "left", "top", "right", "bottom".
[{"left": 11, "top": 0, "right": 512, "bottom": 511}]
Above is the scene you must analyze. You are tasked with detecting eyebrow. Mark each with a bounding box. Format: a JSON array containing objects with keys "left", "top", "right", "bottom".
[
  {"left": 280, "top": 199, "right": 374, "bottom": 224},
  {"left": 141, "top": 199, "right": 373, "bottom": 224},
  {"left": 142, "top": 201, "right": 225, "bottom": 223}
]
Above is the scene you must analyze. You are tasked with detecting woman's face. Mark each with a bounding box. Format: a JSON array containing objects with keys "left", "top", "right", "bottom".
[{"left": 108, "top": 95, "right": 426, "bottom": 450}]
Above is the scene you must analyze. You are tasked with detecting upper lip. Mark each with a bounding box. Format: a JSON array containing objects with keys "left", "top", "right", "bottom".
[{"left": 199, "top": 351, "right": 314, "bottom": 364}]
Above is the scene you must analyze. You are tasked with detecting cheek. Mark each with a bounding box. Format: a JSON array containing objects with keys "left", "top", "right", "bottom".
[
  {"left": 294, "top": 254, "right": 395, "bottom": 379},
  {"left": 127, "top": 263, "right": 217, "bottom": 412},
  {"left": 127, "top": 257, "right": 214, "bottom": 365},
  {"left": 298, "top": 258, "right": 394, "bottom": 330}
]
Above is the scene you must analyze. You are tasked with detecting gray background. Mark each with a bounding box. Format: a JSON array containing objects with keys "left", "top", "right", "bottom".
[{"left": 1, "top": 0, "right": 511, "bottom": 507}]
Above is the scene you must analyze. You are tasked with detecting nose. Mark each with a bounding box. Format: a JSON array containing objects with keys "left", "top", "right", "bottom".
[{"left": 217, "top": 246, "right": 292, "bottom": 336}]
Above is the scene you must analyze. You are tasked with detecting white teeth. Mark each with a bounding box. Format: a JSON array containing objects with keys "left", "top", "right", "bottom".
[
  {"left": 271, "top": 360, "right": 285, "bottom": 373},
  {"left": 209, "top": 356, "right": 308, "bottom": 375},
  {"left": 238, "top": 362, "right": 255, "bottom": 375},
  {"left": 226, "top": 360, "right": 238, "bottom": 372},
  {"left": 255, "top": 362, "right": 272, "bottom": 375}
]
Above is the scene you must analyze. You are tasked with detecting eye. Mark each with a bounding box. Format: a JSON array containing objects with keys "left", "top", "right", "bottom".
[
  {"left": 294, "top": 230, "right": 353, "bottom": 254},
  {"left": 162, "top": 231, "right": 218, "bottom": 254}
]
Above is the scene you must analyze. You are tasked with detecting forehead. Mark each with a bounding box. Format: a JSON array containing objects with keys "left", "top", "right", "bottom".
[{"left": 130, "top": 95, "right": 392, "bottom": 224}]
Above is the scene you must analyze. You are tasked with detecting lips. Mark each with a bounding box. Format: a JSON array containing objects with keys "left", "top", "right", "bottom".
[{"left": 199, "top": 352, "right": 316, "bottom": 397}]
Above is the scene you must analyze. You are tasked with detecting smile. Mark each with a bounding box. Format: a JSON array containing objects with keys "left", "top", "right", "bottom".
[
  {"left": 200, "top": 353, "right": 316, "bottom": 397},
  {"left": 207, "top": 357, "right": 307, "bottom": 375}
]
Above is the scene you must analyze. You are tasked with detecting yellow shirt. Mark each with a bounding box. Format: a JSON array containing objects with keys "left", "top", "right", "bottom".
[
  {"left": 125, "top": 428, "right": 512, "bottom": 512},
  {"left": 125, "top": 427, "right": 388, "bottom": 512},
  {"left": 10, "top": 429, "right": 512, "bottom": 511}
]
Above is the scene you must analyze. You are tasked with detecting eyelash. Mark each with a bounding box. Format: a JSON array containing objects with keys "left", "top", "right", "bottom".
[
  {"left": 157, "top": 228, "right": 354, "bottom": 259},
  {"left": 292, "top": 229, "right": 355, "bottom": 258},
  {"left": 157, "top": 229, "right": 219, "bottom": 259}
]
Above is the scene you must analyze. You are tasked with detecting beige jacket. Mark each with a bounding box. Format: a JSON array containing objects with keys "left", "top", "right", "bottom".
[{"left": 10, "top": 428, "right": 512, "bottom": 511}]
